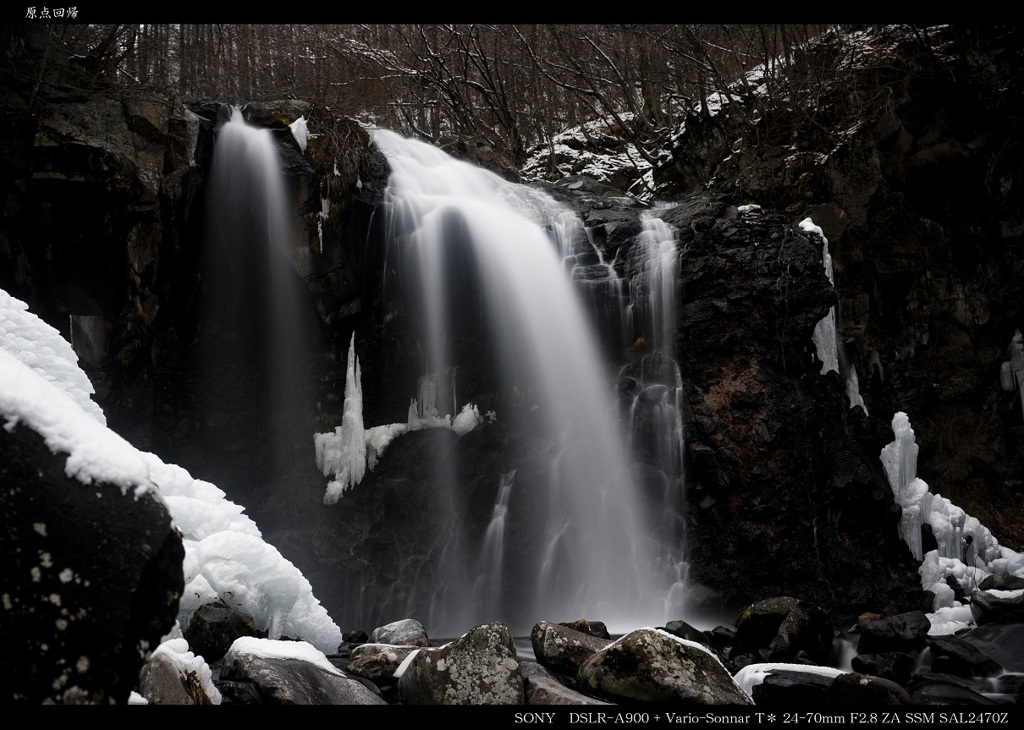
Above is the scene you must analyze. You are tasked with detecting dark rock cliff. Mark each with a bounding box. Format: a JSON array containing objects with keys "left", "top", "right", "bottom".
[{"left": 660, "top": 25, "right": 1024, "bottom": 549}]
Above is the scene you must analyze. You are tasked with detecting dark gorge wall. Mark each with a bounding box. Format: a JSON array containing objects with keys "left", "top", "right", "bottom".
[{"left": 660, "top": 25, "right": 1024, "bottom": 551}]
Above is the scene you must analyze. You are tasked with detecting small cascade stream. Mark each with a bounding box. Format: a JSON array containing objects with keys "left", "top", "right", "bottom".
[
  {"left": 476, "top": 470, "right": 517, "bottom": 620},
  {"left": 619, "top": 212, "right": 688, "bottom": 610}
]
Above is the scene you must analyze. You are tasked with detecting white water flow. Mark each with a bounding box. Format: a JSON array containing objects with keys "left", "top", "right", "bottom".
[
  {"left": 623, "top": 214, "right": 687, "bottom": 598},
  {"left": 638, "top": 215, "right": 679, "bottom": 354},
  {"left": 206, "top": 108, "right": 307, "bottom": 484},
  {"left": 373, "top": 130, "right": 681, "bottom": 631},
  {"left": 476, "top": 470, "right": 517, "bottom": 620},
  {"left": 639, "top": 215, "right": 684, "bottom": 476}
]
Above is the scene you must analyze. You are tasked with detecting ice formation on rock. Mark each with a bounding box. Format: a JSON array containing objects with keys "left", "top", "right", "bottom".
[
  {"left": 801, "top": 218, "right": 839, "bottom": 375},
  {"left": 314, "top": 336, "right": 484, "bottom": 503},
  {"left": 0, "top": 289, "right": 105, "bottom": 425},
  {"left": 880, "top": 412, "right": 1024, "bottom": 626},
  {"left": 1001, "top": 329, "right": 1024, "bottom": 419},
  {"left": 289, "top": 115, "right": 308, "bottom": 152},
  {"left": 316, "top": 333, "right": 366, "bottom": 504}
]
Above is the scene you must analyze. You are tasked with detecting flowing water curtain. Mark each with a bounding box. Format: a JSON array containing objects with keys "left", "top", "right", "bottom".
[
  {"left": 205, "top": 108, "right": 310, "bottom": 485},
  {"left": 371, "top": 129, "right": 685, "bottom": 632}
]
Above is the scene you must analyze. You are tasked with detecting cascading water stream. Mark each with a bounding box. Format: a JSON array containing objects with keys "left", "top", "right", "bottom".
[
  {"left": 476, "top": 470, "right": 517, "bottom": 620},
  {"left": 636, "top": 214, "right": 679, "bottom": 356},
  {"left": 204, "top": 107, "right": 310, "bottom": 504},
  {"left": 619, "top": 212, "right": 688, "bottom": 609},
  {"left": 371, "top": 129, "right": 683, "bottom": 632}
]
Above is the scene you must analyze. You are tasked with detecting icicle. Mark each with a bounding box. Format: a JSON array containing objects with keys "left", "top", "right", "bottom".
[
  {"left": 801, "top": 218, "right": 839, "bottom": 375},
  {"left": 845, "top": 365, "right": 867, "bottom": 414},
  {"left": 316, "top": 333, "right": 366, "bottom": 504},
  {"left": 1002, "top": 329, "right": 1024, "bottom": 418}
]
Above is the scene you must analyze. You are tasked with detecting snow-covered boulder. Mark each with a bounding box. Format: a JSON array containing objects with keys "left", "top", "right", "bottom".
[
  {"left": 369, "top": 617, "right": 429, "bottom": 647},
  {"left": 220, "top": 637, "right": 385, "bottom": 705},
  {"left": 1, "top": 417, "right": 183, "bottom": 704},
  {"left": 577, "top": 628, "right": 753, "bottom": 705},
  {"left": 137, "top": 638, "right": 220, "bottom": 705},
  {"left": 2, "top": 287, "right": 184, "bottom": 703}
]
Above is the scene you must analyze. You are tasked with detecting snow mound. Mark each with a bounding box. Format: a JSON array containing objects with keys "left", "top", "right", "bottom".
[{"left": 0, "top": 289, "right": 105, "bottom": 424}]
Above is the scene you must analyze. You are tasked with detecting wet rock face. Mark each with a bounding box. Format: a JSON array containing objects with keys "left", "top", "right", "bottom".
[
  {"left": 663, "top": 198, "right": 928, "bottom": 619},
  {"left": 0, "top": 422, "right": 183, "bottom": 704},
  {"left": 660, "top": 26, "right": 1024, "bottom": 550},
  {"left": 0, "top": 30, "right": 206, "bottom": 368},
  {"left": 735, "top": 597, "right": 834, "bottom": 665}
]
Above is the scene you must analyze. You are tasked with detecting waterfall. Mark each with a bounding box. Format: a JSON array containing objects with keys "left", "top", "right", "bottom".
[
  {"left": 476, "top": 470, "right": 517, "bottom": 620},
  {"left": 204, "top": 107, "right": 309, "bottom": 496},
  {"left": 635, "top": 214, "right": 679, "bottom": 355},
  {"left": 622, "top": 213, "right": 688, "bottom": 597},
  {"left": 371, "top": 130, "right": 683, "bottom": 633}
]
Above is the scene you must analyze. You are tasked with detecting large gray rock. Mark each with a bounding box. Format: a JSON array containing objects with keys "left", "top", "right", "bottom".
[
  {"left": 857, "top": 611, "right": 931, "bottom": 654},
  {"left": 347, "top": 642, "right": 418, "bottom": 686},
  {"left": 531, "top": 620, "right": 611, "bottom": 675},
  {"left": 397, "top": 622, "right": 524, "bottom": 704},
  {"left": 520, "top": 661, "right": 611, "bottom": 705},
  {"left": 220, "top": 640, "right": 385, "bottom": 705},
  {"left": 370, "top": 618, "right": 429, "bottom": 646},
  {"left": 578, "top": 628, "right": 753, "bottom": 705}
]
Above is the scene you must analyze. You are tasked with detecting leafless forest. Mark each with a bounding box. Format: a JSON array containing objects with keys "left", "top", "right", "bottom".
[{"left": 53, "top": 24, "right": 841, "bottom": 166}]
